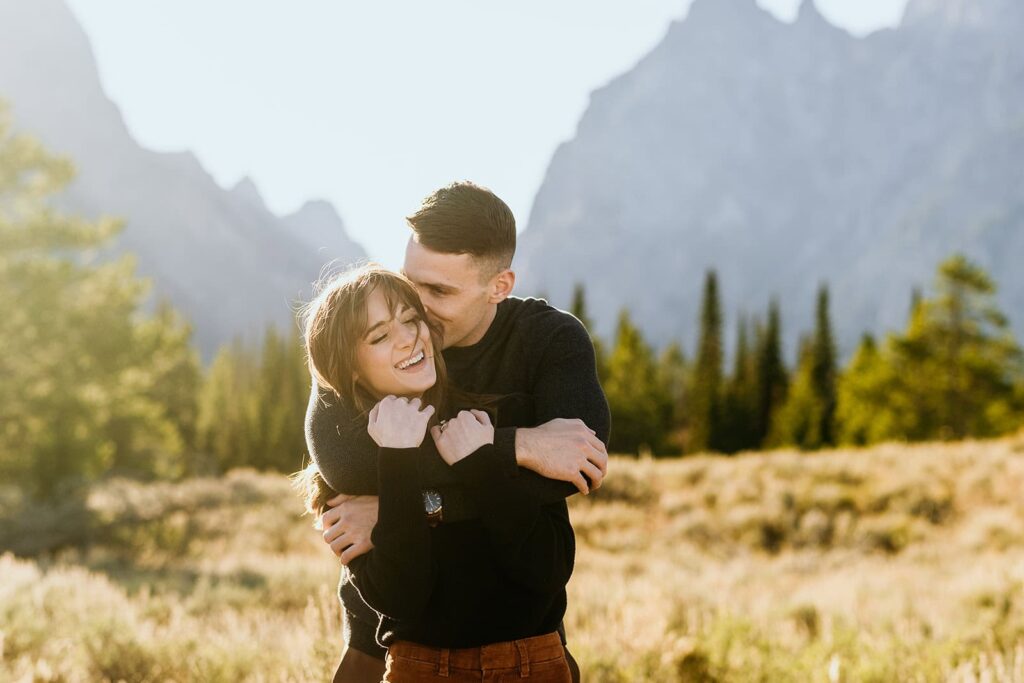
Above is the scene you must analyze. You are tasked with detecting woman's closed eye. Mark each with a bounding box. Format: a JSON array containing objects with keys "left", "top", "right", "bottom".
[{"left": 369, "top": 314, "right": 420, "bottom": 345}]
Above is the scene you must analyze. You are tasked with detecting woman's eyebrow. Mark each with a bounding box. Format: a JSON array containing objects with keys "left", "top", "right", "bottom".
[{"left": 363, "top": 318, "right": 390, "bottom": 339}]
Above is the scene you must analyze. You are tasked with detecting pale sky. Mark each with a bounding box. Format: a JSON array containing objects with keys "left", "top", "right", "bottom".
[{"left": 66, "top": 0, "right": 909, "bottom": 270}]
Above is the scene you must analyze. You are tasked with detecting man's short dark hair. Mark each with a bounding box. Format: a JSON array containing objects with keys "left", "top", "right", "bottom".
[{"left": 406, "top": 181, "right": 516, "bottom": 276}]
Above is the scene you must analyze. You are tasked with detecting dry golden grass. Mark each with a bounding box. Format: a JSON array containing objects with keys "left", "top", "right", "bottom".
[{"left": 3, "top": 432, "right": 1024, "bottom": 682}]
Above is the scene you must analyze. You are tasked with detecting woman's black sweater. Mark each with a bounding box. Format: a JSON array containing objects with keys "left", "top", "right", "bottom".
[
  {"left": 347, "top": 440, "right": 574, "bottom": 648},
  {"left": 305, "top": 296, "right": 610, "bottom": 653}
]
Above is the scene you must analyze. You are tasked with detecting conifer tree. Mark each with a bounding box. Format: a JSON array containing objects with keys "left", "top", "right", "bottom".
[
  {"left": 603, "top": 310, "right": 671, "bottom": 455},
  {"left": 569, "top": 282, "right": 607, "bottom": 383},
  {"left": 835, "top": 334, "right": 892, "bottom": 445},
  {"left": 196, "top": 326, "right": 309, "bottom": 473},
  {"left": 810, "top": 285, "right": 838, "bottom": 446},
  {"left": 837, "top": 255, "right": 1023, "bottom": 443},
  {"left": 196, "top": 339, "right": 258, "bottom": 472},
  {"left": 891, "top": 254, "right": 1023, "bottom": 439},
  {"left": 770, "top": 288, "right": 838, "bottom": 450},
  {"left": 656, "top": 342, "right": 688, "bottom": 454},
  {"left": 253, "top": 325, "right": 309, "bottom": 471},
  {"left": 909, "top": 286, "right": 923, "bottom": 319},
  {"left": 753, "top": 299, "right": 788, "bottom": 448},
  {"left": 769, "top": 334, "right": 820, "bottom": 448},
  {"left": 721, "top": 316, "right": 758, "bottom": 453},
  {"left": 689, "top": 271, "right": 724, "bottom": 452},
  {"left": 0, "top": 105, "right": 198, "bottom": 498}
]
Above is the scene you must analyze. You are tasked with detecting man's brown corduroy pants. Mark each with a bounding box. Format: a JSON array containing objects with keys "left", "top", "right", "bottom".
[{"left": 382, "top": 632, "right": 572, "bottom": 682}]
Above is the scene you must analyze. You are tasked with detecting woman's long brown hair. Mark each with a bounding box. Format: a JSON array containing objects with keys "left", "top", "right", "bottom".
[{"left": 293, "top": 264, "right": 452, "bottom": 517}]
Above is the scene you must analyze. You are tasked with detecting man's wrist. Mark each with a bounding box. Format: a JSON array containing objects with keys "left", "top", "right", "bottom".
[{"left": 513, "top": 426, "right": 534, "bottom": 468}]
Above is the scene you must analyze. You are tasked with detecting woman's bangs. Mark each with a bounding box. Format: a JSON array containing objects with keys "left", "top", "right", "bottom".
[{"left": 377, "top": 276, "right": 423, "bottom": 318}]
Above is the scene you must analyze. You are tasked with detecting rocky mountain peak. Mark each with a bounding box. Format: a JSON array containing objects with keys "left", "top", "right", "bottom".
[
  {"left": 0, "top": 0, "right": 368, "bottom": 359},
  {"left": 687, "top": 0, "right": 761, "bottom": 20},
  {"left": 902, "top": 0, "right": 1019, "bottom": 28},
  {"left": 289, "top": 199, "right": 343, "bottom": 226},
  {"left": 229, "top": 176, "right": 268, "bottom": 210},
  {"left": 796, "top": 0, "right": 827, "bottom": 27},
  {"left": 517, "top": 0, "right": 1024, "bottom": 357}
]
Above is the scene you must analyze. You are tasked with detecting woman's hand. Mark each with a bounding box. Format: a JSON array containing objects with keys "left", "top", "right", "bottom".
[
  {"left": 367, "top": 396, "right": 435, "bottom": 448},
  {"left": 431, "top": 409, "right": 494, "bottom": 465}
]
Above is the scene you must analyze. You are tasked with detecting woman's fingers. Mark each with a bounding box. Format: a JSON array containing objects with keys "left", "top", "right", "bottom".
[{"left": 469, "top": 409, "right": 491, "bottom": 426}]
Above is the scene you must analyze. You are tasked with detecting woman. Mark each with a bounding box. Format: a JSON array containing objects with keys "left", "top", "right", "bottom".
[{"left": 297, "top": 264, "right": 574, "bottom": 682}]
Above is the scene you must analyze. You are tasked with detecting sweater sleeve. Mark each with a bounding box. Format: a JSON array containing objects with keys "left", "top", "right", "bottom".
[
  {"left": 450, "top": 443, "right": 575, "bottom": 594},
  {"left": 304, "top": 381, "right": 379, "bottom": 495},
  {"left": 346, "top": 447, "right": 436, "bottom": 622},
  {"left": 489, "top": 316, "right": 612, "bottom": 503}
]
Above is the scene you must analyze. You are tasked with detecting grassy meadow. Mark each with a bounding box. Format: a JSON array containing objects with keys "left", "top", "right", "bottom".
[{"left": 3, "top": 434, "right": 1024, "bottom": 682}]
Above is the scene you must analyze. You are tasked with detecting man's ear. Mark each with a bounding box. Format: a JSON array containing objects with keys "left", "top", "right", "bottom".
[{"left": 488, "top": 269, "right": 516, "bottom": 304}]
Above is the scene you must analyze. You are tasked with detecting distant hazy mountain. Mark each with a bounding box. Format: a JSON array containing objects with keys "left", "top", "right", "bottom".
[
  {"left": 0, "top": 0, "right": 366, "bottom": 359},
  {"left": 517, "top": 0, "right": 1024, "bottom": 358}
]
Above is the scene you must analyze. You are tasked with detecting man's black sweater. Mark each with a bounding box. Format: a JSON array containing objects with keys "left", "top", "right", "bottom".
[{"left": 304, "top": 296, "right": 611, "bottom": 653}]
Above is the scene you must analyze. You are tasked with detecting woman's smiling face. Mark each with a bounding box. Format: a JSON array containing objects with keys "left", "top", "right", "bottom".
[{"left": 354, "top": 286, "right": 437, "bottom": 399}]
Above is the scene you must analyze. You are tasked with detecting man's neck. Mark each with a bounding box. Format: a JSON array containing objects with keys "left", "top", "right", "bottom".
[{"left": 453, "top": 303, "right": 498, "bottom": 348}]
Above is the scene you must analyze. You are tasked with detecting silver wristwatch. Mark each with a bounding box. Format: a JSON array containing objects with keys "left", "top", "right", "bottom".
[{"left": 422, "top": 489, "right": 443, "bottom": 527}]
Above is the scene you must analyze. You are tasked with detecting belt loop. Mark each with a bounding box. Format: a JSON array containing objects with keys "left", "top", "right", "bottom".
[
  {"left": 516, "top": 639, "right": 530, "bottom": 678},
  {"left": 438, "top": 647, "right": 450, "bottom": 677}
]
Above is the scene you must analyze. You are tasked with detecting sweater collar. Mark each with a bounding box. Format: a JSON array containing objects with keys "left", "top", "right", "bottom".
[{"left": 442, "top": 298, "right": 513, "bottom": 365}]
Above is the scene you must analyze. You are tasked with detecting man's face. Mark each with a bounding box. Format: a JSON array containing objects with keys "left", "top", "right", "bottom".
[{"left": 402, "top": 237, "right": 496, "bottom": 349}]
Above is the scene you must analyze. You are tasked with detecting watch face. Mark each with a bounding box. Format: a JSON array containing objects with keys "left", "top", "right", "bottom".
[{"left": 422, "top": 490, "right": 443, "bottom": 515}]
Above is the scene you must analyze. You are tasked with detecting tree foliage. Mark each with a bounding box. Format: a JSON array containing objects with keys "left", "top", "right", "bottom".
[
  {"left": 771, "top": 286, "right": 837, "bottom": 449},
  {"left": 689, "top": 270, "right": 725, "bottom": 453},
  {"left": 720, "top": 316, "right": 759, "bottom": 453},
  {"left": 0, "top": 106, "right": 199, "bottom": 499},
  {"left": 569, "top": 282, "right": 607, "bottom": 383},
  {"left": 603, "top": 310, "right": 672, "bottom": 455},
  {"left": 837, "top": 254, "right": 1023, "bottom": 443},
  {"left": 195, "top": 326, "right": 308, "bottom": 473}
]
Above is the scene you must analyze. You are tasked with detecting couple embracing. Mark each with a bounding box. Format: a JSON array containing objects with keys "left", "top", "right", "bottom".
[{"left": 297, "top": 182, "right": 610, "bottom": 682}]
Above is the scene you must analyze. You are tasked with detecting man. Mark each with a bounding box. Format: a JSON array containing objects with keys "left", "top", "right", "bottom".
[{"left": 306, "top": 181, "right": 610, "bottom": 682}]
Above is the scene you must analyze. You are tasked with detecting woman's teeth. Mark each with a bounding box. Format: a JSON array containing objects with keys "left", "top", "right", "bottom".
[{"left": 396, "top": 350, "right": 425, "bottom": 370}]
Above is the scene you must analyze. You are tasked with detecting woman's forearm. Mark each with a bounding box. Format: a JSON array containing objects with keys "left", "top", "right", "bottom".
[{"left": 347, "top": 447, "right": 435, "bottom": 621}]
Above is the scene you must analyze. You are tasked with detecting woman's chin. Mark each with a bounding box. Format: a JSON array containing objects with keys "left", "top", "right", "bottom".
[{"left": 394, "top": 365, "right": 436, "bottom": 396}]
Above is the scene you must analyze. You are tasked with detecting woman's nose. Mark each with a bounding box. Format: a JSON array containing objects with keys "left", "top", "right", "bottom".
[{"left": 396, "top": 321, "right": 417, "bottom": 347}]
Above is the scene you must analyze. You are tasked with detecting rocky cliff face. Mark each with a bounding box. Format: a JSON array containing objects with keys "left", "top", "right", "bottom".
[
  {"left": 517, "top": 0, "right": 1024, "bottom": 357},
  {"left": 0, "top": 0, "right": 366, "bottom": 359}
]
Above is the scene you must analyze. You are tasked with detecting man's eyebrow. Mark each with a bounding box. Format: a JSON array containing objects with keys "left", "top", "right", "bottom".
[
  {"left": 422, "top": 281, "right": 458, "bottom": 293},
  {"left": 399, "top": 269, "right": 458, "bottom": 293}
]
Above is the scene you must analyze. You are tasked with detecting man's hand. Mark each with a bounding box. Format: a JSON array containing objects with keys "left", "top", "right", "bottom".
[
  {"left": 515, "top": 418, "right": 608, "bottom": 494},
  {"left": 319, "top": 493, "right": 379, "bottom": 565},
  {"left": 431, "top": 409, "right": 495, "bottom": 466}
]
